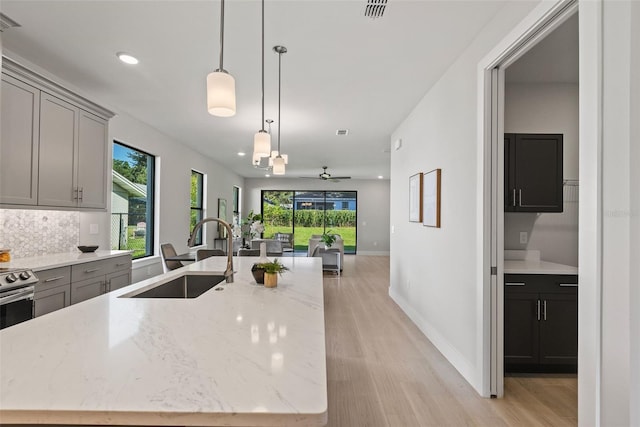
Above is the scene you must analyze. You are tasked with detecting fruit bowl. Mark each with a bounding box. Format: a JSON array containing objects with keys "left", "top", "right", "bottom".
[{"left": 78, "top": 245, "right": 99, "bottom": 253}]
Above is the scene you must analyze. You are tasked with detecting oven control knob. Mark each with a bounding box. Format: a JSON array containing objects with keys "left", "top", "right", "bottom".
[
  {"left": 19, "top": 271, "right": 31, "bottom": 280},
  {"left": 6, "top": 273, "right": 18, "bottom": 283}
]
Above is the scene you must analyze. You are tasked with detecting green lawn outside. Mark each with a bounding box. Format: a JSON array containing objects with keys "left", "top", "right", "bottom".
[
  {"left": 263, "top": 225, "right": 356, "bottom": 252},
  {"left": 126, "top": 225, "right": 147, "bottom": 258}
]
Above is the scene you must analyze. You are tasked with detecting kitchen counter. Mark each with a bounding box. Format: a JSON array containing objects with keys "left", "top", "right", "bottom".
[
  {"left": 0, "top": 249, "right": 132, "bottom": 271},
  {"left": 504, "top": 259, "right": 578, "bottom": 275},
  {"left": 0, "top": 256, "right": 327, "bottom": 426}
]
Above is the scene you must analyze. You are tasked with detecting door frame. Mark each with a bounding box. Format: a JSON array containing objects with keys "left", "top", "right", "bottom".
[{"left": 478, "top": 0, "right": 578, "bottom": 397}]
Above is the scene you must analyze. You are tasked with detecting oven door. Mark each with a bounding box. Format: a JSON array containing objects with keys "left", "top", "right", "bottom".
[{"left": 0, "top": 286, "right": 35, "bottom": 329}]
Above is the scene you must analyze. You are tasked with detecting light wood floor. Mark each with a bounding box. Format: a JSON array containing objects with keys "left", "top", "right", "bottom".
[{"left": 323, "top": 255, "right": 577, "bottom": 426}]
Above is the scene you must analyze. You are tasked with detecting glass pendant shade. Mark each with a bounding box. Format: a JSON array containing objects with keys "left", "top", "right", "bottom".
[
  {"left": 252, "top": 152, "right": 262, "bottom": 166},
  {"left": 273, "top": 156, "right": 286, "bottom": 175},
  {"left": 253, "top": 130, "right": 271, "bottom": 157},
  {"left": 281, "top": 154, "right": 288, "bottom": 164},
  {"left": 207, "top": 71, "right": 236, "bottom": 117}
]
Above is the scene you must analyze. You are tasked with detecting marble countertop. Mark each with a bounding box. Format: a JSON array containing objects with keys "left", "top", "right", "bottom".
[
  {"left": 504, "top": 259, "right": 578, "bottom": 275},
  {"left": 0, "top": 256, "right": 327, "bottom": 426},
  {"left": 0, "top": 250, "right": 133, "bottom": 271}
]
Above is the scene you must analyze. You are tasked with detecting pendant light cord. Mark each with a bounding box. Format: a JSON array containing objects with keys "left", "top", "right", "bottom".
[
  {"left": 261, "top": 0, "right": 265, "bottom": 131},
  {"left": 277, "top": 49, "right": 282, "bottom": 153},
  {"left": 219, "top": 0, "right": 225, "bottom": 71}
]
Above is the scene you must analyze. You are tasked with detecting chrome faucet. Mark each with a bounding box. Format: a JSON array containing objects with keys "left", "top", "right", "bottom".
[{"left": 188, "top": 217, "right": 234, "bottom": 283}]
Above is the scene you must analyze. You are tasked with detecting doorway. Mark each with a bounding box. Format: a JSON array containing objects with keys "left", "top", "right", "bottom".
[{"left": 481, "top": 0, "right": 578, "bottom": 397}]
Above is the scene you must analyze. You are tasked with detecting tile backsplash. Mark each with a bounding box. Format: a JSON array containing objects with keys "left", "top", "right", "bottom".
[{"left": 0, "top": 209, "right": 80, "bottom": 258}]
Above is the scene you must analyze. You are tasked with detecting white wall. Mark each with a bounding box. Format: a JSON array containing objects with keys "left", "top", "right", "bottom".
[
  {"left": 388, "top": 1, "right": 539, "bottom": 394},
  {"left": 504, "top": 83, "right": 579, "bottom": 266},
  {"left": 243, "top": 178, "right": 390, "bottom": 254}
]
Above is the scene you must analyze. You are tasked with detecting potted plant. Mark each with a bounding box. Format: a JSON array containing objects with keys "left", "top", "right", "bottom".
[
  {"left": 258, "top": 258, "right": 289, "bottom": 288},
  {"left": 320, "top": 230, "right": 337, "bottom": 248}
]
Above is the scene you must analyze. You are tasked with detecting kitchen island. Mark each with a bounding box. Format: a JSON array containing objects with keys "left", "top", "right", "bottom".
[{"left": 0, "top": 256, "right": 327, "bottom": 426}]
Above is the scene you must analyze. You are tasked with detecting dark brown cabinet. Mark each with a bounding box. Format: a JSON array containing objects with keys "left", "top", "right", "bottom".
[
  {"left": 504, "top": 274, "right": 577, "bottom": 373},
  {"left": 505, "top": 133, "right": 563, "bottom": 212}
]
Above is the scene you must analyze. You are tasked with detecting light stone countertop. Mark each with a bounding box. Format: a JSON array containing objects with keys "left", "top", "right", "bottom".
[
  {"left": 0, "top": 250, "right": 133, "bottom": 271},
  {"left": 504, "top": 259, "right": 578, "bottom": 275},
  {"left": 0, "top": 256, "right": 327, "bottom": 426}
]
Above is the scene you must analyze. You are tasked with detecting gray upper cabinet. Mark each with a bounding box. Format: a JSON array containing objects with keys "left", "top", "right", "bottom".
[
  {"left": 0, "top": 75, "right": 40, "bottom": 205},
  {"left": 38, "top": 92, "right": 78, "bottom": 207},
  {"left": 77, "top": 111, "right": 108, "bottom": 209},
  {"left": 1, "top": 57, "right": 114, "bottom": 210}
]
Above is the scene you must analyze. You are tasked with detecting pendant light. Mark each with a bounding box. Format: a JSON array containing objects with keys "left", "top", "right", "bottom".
[
  {"left": 252, "top": 0, "right": 271, "bottom": 158},
  {"left": 272, "top": 45, "right": 287, "bottom": 176},
  {"left": 207, "top": 0, "right": 236, "bottom": 117}
]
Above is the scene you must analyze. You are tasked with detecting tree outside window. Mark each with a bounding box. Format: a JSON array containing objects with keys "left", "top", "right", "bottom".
[{"left": 190, "top": 170, "right": 204, "bottom": 245}]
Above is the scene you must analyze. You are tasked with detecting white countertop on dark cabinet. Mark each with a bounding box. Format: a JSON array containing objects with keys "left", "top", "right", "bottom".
[{"left": 0, "top": 256, "right": 327, "bottom": 426}]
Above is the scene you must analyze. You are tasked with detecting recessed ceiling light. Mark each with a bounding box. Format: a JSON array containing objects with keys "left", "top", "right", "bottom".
[
  {"left": 237, "top": 152, "right": 246, "bottom": 156},
  {"left": 378, "top": 175, "right": 384, "bottom": 179},
  {"left": 116, "top": 52, "right": 139, "bottom": 65},
  {"left": 265, "top": 173, "right": 271, "bottom": 178}
]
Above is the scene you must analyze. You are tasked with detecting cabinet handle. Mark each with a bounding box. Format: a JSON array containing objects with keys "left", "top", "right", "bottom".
[
  {"left": 79, "top": 187, "right": 84, "bottom": 202},
  {"left": 116, "top": 263, "right": 128, "bottom": 267},
  {"left": 84, "top": 267, "right": 102, "bottom": 273},
  {"left": 512, "top": 189, "right": 516, "bottom": 207},
  {"left": 518, "top": 189, "right": 522, "bottom": 207},
  {"left": 559, "top": 283, "right": 578, "bottom": 287},
  {"left": 505, "top": 282, "right": 525, "bottom": 286},
  {"left": 543, "top": 300, "right": 547, "bottom": 321},
  {"left": 536, "top": 300, "right": 541, "bottom": 321},
  {"left": 44, "top": 276, "right": 65, "bottom": 283},
  {"left": 73, "top": 187, "right": 79, "bottom": 201}
]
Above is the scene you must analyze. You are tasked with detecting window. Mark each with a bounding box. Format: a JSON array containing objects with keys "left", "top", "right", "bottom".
[
  {"left": 261, "top": 190, "right": 357, "bottom": 254},
  {"left": 111, "top": 141, "right": 155, "bottom": 259},
  {"left": 190, "top": 170, "right": 204, "bottom": 245},
  {"left": 232, "top": 185, "right": 241, "bottom": 223}
]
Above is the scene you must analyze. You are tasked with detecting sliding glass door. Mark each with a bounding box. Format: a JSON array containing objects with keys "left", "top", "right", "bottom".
[{"left": 261, "top": 190, "right": 356, "bottom": 253}]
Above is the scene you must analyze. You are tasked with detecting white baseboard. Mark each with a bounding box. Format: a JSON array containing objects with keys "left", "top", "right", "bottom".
[{"left": 388, "top": 287, "right": 482, "bottom": 395}]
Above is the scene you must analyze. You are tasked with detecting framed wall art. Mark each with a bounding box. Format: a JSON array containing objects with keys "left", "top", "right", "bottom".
[
  {"left": 422, "top": 168, "right": 441, "bottom": 228},
  {"left": 409, "top": 173, "right": 423, "bottom": 222}
]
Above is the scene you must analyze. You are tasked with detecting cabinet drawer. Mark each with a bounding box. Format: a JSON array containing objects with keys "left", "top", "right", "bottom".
[
  {"left": 35, "top": 266, "right": 71, "bottom": 291},
  {"left": 505, "top": 274, "right": 578, "bottom": 293},
  {"left": 34, "top": 283, "right": 71, "bottom": 317},
  {"left": 105, "top": 255, "right": 132, "bottom": 274},
  {"left": 70, "top": 276, "right": 105, "bottom": 304},
  {"left": 71, "top": 260, "right": 109, "bottom": 282}
]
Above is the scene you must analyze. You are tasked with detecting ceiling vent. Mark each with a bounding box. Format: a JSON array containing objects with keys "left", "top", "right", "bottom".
[
  {"left": 0, "top": 13, "right": 20, "bottom": 32},
  {"left": 336, "top": 129, "right": 349, "bottom": 136},
  {"left": 364, "top": 0, "right": 388, "bottom": 19}
]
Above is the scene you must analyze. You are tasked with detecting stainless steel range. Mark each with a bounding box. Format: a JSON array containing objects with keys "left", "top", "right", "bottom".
[{"left": 0, "top": 268, "right": 38, "bottom": 329}]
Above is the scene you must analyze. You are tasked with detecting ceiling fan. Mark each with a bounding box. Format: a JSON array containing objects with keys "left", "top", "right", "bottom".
[{"left": 301, "top": 166, "right": 351, "bottom": 182}]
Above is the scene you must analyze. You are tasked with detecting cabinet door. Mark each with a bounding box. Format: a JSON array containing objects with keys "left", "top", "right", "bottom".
[
  {"left": 504, "top": 133, "right": 516, "bottom": 211},
  {"left": 0, "top": 74, "right": 40, "bottom": 205},
  {"left": 34, "top": 284, "right": 71, "bottom": 317},
  {"left": 539, "top": 291, "right": 578, "bottom": 368},
  {"left": 107, "top": 270, "right": 131, "bottom": 292},
  {"left": 504, "top": 291, "right": 539, "bottom": 368},
  {"left": 71, "top": 277, "right": 105, "bottom": 304},
  {"left": 77, "top": 111, "right": 108, "bottom": 209},
  {"left": 38, "top": 93, "right": 78, "bottom": 207},
  {"left": 513, "top": 134, "right": 563, "bottom": 212}
]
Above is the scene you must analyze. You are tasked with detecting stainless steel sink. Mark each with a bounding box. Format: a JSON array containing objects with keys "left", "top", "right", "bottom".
[{"left": 126, "top": 274, "right": 226, "bottom": 299}]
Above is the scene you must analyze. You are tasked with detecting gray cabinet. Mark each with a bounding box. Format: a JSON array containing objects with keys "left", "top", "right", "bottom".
[
  {"left": 1, "top": 58, "right": 113, "bottom": 210},
  {"left": 0, "top": 74, "right": 40, "bottom": 205},
  {"left": 70, "top": 255, "right": 132, "bottom": 304},
  {"left": 38, "top": 92, "right": 78, "bottom": 207},
  {"left": 34, "top": 266, "right": 72, "bottom": 316},
  {"left": 34, "top": 284, "right": 71, "bottom": 317},
  {"left": 33, "top": 255, "right": 132, "bottom": 313}
]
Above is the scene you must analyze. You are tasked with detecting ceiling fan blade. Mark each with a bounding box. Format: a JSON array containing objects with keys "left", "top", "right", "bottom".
[{"left": 329, "top": 176, "right": 351, "bottom": 180}]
